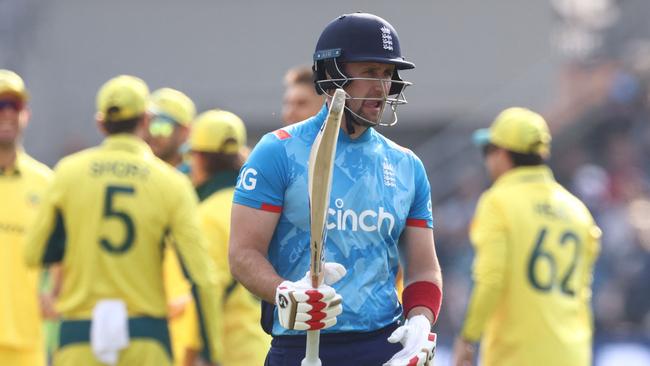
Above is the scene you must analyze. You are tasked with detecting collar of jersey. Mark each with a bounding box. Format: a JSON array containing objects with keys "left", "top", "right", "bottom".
[
  {"left": 102, "top": 134, "right": 152, "bottom": 156},
  {"left": 494, "top": 165, "right": 555, "bottom": 187},
  {"left": 0, "top": 150, "right": 26, "bottom": 177},
  {"left": 195, "top": 170, "right": 239, "bottom": 202}
]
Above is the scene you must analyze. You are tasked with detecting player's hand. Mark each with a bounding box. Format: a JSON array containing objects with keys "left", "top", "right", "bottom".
[
  {"left": 39, "top": 292, "right": 59, "bottom": 320},
  {"left": 451, "top": 337, "right": 476, "bottom": 366},
  {"left": 384, "top": 315, "right": 436, "bottom": 366},
  {"left": 275, "top": 262, "right": 346, "bottom": 331},
  {"left": 167, "top": 294, "right": 192, "bottom": 320}
]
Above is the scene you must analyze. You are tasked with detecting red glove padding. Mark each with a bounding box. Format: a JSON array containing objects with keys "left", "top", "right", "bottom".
[
  {"left": 384, "top": 315, "right": 437, "bottom": 366},
  {"left": 275, "top": 262, "right": 345, "bottom": 331}
]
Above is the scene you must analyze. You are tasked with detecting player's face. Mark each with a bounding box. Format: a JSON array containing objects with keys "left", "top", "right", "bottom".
[
  {"left": 145, "top": 120, "right": 187, "bottom": 163},
  {"left": 0, "top": 95, "right": 25, "bottom": 147},
  {"left": 282, "top": 83, "right": 324, "bottom": 125},
  {"left": 343, "top": 62, "right": 394, "bottom": 123},
  {"left": 483, "top": 144, "right": 509, "bottom": 181}
]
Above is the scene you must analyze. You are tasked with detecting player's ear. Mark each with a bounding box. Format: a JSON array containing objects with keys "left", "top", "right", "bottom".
[
  {"left": 18, "top": 108, "right": 30, "bottom": 129},
  {"left": 141, "top": 112, "right": 151, "bottom": 130},
  {"left": 178, "top": 125, "right": 190, "bottom": 140},
  {"left": 95, "top": 113, "right": 108, "bottom": 136},
  {"left": 134, "top": 113, "right": 151, "bottom": 138}
]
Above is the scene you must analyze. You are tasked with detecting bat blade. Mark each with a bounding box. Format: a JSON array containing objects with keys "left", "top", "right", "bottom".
[
  {"left": 307, "top": 88, "right": 345, "bottom": 288},
  {"left": 302, "top": 88, "right": 345, "bottom": 366}
]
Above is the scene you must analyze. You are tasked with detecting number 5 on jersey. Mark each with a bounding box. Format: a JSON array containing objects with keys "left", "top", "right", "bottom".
[{"left": 100, "top": 185, "right": 135, "bottom": 254}]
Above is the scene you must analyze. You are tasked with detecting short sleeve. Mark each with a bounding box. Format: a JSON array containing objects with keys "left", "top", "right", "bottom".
[
  {"left": 233, "top": 133, "right": 288, "bottom": 213},
  {"left": 406, "top": 155, "right": 433, "bottom": 228}
]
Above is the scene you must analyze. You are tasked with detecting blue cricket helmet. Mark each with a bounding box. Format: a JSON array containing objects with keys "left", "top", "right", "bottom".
[
  {"left": 313, "top": 12, "right": 414, "bottom": 97},
  {"left": 314, "top": 12, "right": 414, "bottom": 70},
  {"left": 312, "top": 12, "right": 414, "bottom": 127}
]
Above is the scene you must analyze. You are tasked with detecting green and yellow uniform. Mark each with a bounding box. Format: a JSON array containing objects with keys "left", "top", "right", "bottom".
[
  {"left": 184, "top": 109, "right": 270, "bottom": 365},
  {"left": 148, "top": 87, "right": 201, "bottom": 366},
  {"left": 190, "top": 173, "right": 271, "bottom": 365},
  {"left": 163, "top": 242, "right": 196, "bottom": 366},
  {"left": 0, "top": 152, "right": 51, "bottom": 366},
  {"left": 461, "top": 166, "right": 601, "bottom": 366},
  {"left": 24, "top": 133, "right": 223, "bottom": 366}
]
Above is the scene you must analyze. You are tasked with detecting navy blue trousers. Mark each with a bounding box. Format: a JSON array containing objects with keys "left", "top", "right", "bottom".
[{"left": 264, "top": 323, "right": 401, "bottom": 366}]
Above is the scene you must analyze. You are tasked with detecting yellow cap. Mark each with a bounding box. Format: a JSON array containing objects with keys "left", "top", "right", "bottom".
[
  {"left": 96, "top": 75, "right": 149, "bottom": 123},
  {"left": 0, "top": 69, "right": 29, "bottom": 102},
  {"left": 148, "top": 88, "right": 196, "bottom": 127},
  {"left": 473, "top": 107, "right": 551, "bottom": 158},
  {"left": 190, "top": 109, "right": 246, "bottom": 154}
]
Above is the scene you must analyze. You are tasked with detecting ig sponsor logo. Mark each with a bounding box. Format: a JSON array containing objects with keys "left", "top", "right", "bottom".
[{"left": 237, "top": 167, "right": 258, "bottom": 190}]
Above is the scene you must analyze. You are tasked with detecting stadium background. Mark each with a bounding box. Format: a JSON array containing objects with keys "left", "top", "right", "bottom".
[{"left": 2, "top": 0, "right": 648, "bottom": 364}]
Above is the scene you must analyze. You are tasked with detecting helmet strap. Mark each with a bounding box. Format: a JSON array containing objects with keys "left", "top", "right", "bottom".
[{"left": 344, "top": 108, "right": 356, "bottom": 135}]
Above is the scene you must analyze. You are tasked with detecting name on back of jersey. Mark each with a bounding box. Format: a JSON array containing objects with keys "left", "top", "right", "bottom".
[{"left": 90, "top": 161, "right": 150, "bottom": 180}]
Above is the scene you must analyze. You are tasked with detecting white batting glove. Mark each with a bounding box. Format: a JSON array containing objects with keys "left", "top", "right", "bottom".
[
  {"left": 384, "top": 315, "right": 437, "bottom": 366},
  {"left": 275, "top": 262, "right": 346, "bottom": 331}
]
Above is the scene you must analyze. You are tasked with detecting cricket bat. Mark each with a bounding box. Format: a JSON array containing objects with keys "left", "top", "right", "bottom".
[{"left": 301, "top": 88, "right": 346, "bottom": 366}]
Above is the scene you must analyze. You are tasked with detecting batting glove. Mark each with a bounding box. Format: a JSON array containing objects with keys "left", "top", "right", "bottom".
[
  {"left": 275, "top": 262, "right": 346, "bottom": 331},
  {"left": 384, "top": 315, "right": 437, "bottom": 366}
]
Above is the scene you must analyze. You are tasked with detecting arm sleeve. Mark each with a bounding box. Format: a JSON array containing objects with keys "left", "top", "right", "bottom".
[
  {"left": 233, "top": 133, "right": 288, "bottom": 212},
  {"left": 168, "top": 176, "right": 224, "bottom": 363},
  {"left": 25, "top": 166, "right": 67, "bottom": 267},
  {"left": 406, "top": 155, "right": 433, "bottom": 228},
  {"left": 201, "top": 202, "right": 232, "bottom": 349},
  {"left": 460, "top": 193, "right": 508, "bottom": 342}
]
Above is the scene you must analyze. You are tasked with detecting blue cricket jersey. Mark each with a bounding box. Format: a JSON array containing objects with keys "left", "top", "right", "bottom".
[{"left": 233, "top": 105, "right": 433, "bottom": 336}]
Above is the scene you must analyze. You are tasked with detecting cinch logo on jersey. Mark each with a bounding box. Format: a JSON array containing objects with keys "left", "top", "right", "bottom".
[
  {"left": 326, "top": 198, "right": 395, "bottom": 233},
  {"left": 237, "top": 167, "right": 258, "bottom": 190}
]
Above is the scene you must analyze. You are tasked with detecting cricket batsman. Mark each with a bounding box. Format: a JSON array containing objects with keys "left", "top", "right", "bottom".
[{"left": 229, "top": 12, "right": 443, "bottom": 366}]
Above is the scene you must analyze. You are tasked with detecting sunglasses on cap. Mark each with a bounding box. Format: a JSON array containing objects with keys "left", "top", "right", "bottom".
[
  {"left": 0, "top": 99, "right": 22, "bottom": 111},
  {"left": 148, "top": 114, "right": 179, "bottom": 137}
]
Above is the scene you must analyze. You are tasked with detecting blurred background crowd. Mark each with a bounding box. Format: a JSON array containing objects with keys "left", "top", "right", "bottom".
[{"left": 2, "top": 0, "right": 648, "bottom": 364}]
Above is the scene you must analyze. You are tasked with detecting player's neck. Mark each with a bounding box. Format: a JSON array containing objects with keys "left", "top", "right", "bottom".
[
  {"left": 191, "top": 168, "right": 208, "bottom": 187},
  {"left": 165, "top": 153, "right": 183, "bottom": 168},
  {"left": 341, "top": 117, "right": 369, "bottom": 139},
  {"left": 0, "top": 144, "right": 18, "bottom": 170}
]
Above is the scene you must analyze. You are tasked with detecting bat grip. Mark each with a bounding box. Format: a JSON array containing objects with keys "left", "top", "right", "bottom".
[
  {"left": 302, "top": 331, "right": 322, "bottom": 366},
  {"left": 303, "top": 270, "right": 323, "bottom": 365}
]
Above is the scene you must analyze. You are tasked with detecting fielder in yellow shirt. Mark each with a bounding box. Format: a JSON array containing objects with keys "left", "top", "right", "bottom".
[
  {"left": 186, "top": 109, "right": 270, "bottom": 366},
  {"left": 146, "top": 87, "right": 200, "bottom": 366},
  {"left": 24, "top": 75, "right": 223, "bottom": 366},
  {"left": 453, "top": 107, "right": 601, "bottom": 366},
  {"left": 0, "top": 69, "right": 52, "bottom": 366}
]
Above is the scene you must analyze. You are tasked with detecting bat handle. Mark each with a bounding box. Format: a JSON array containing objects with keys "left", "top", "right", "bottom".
[
  {"left": 301, "top": 330, "right": 322, "bottom": 366},
  {"left": 303, "top": 264, "right": 323, "bottom": 365}
]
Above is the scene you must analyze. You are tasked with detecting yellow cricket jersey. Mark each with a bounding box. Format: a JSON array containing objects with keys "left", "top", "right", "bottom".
[
  {"left": 24, "top": 134, "right": 224, "bottom": 363},
  {"left": 0, "top": 152, "right": 51, "bottom": 350},
  {"left": 461, "top": 166, "right": 601, "bottom": 366},
  {"left": 191, "top": 183, "right": 270, "bottom": 366},
  {"left": 163, "top": 222, "right": 197, "bottom": 366}
]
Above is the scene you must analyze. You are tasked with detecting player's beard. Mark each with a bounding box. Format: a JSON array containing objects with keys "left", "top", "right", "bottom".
[
  {"left": 350, "top": 97, "right": 385, "bottom": 126},
  {"left": 153, "top": 139, "right": 182, "bottom": 164}
]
